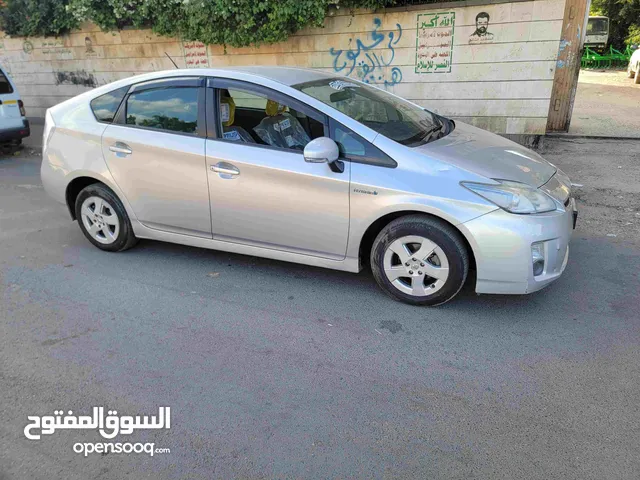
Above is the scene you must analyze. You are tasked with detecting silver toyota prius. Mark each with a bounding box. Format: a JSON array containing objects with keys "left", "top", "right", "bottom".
[{"left": 41, "top": 67, "right": 577, "bottom": 306}]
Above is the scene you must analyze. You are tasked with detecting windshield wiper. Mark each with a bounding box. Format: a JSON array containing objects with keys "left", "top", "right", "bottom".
[
  {"left": 396, "top": 124, "right": 440, "bottom": 147},
  {"left": 418, "top": 123, "right": 445, "bottom": 144}
]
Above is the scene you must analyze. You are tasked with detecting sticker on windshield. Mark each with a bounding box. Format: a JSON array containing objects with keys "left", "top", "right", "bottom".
[
  {"left": 223, "top": 130, "right": 241, "bottom": 141},
  {"left": 329, "top": 80, "right": 360, "bottom": 91},
  {"left": 285, "top": 135, "right": 295, "bottom": 147}
]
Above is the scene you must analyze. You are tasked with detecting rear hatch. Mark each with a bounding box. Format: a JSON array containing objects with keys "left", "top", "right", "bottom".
[{"left": 0, "top": 67, "right": 25, "bottom": 130}]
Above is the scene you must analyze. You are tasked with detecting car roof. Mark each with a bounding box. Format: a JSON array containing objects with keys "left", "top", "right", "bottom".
[
  {"left": 84, "top": 66, "right": 335, "bottom": 100},
  {"left": 48, "top": 66, "right": 343, "bottom": 123},
  {"left": 212, "top": 66, "right": 336, "bottom": 86},
  {"left": 135, "top": 66, "right": 336, "bottom": 87}
]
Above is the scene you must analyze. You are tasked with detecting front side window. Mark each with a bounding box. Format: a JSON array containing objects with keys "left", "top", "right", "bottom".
[
  {"left": 331, "top": 120, "right": 396, "bottom": 167},
  {"left": 90, "top": 86, "right": 128, "bottom": 123},
  {"left": 334, "top": 124, "right": 366, "bottom": 156},
  {"left": 215, "top": 86, "right": 324, "bottom": 151},
  {"left": 293, "top": 78, "right": 448, "bottom": 147},
  {"left": 125, "top": 87, "right": 198, "bottom": 134}
]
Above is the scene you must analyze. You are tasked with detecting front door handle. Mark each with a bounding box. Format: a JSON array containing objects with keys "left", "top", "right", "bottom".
[
  {"left": 109, "top": 142, "right": 132, "bottom": 155},
  {"left": 211, "top": 162, "right": 240, "bottom": 178}
]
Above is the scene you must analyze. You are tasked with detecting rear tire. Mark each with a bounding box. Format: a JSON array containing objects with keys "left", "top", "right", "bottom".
[
  {"left": 75, "top": 183, "right": 138, "bottom": 252},
  {"left": 635, "top": 68, "right": 640, "bottom": 84},
  {"left": 370, "top": 215, "right": 469, "bottom": 306}
]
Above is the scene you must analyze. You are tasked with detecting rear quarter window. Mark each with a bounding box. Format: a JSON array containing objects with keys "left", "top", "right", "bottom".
[
  {"left": 90, "top": 86, "right": 129, "bottom": 123},
  {"left": 0, "top": 69, "right": 14, "bottom": 95}
]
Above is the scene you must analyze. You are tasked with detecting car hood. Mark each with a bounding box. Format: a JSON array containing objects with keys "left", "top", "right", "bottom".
[{"left": 413, "top": 121, "right": 557, "bottom": 187}]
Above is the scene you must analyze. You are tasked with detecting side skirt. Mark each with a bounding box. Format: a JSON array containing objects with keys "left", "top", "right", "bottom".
[{"left": 132, "top": 221, "right": 361, "bottom": 273}]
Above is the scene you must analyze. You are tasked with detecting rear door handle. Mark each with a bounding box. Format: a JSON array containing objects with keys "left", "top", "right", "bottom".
[
  {"left": 211, "top": 162, "right": 240, "bottom": 177},
  {"left": 109, "top": 142, "right": 132, "bottom": 155}
]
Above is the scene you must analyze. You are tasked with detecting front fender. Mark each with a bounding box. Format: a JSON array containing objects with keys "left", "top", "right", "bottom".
[{"left": 346, "top": 192, "right": 497, "bottom": 262}]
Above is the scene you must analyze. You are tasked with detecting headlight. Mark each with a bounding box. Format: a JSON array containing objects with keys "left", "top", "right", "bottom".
[{"left": 462, "top": 180, "right": 557, "bottom": 214}]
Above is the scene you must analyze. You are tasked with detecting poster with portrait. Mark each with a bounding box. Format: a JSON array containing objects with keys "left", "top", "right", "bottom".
[{"left": 469, "top": 12, "right": 495, "bottom": 44}]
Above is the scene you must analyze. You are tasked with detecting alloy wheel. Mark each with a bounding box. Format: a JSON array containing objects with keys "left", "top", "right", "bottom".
[
  {"left": 80, "top": 196, "right": 120, "bottom": 245},
  {"left": 382, "top": 235, "right": 450, "bottom": 297}
]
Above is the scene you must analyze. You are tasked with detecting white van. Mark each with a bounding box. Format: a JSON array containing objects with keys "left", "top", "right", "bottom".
[
  {"left": 0, "top": 66, "right": 30, "bottom": 145},
  {"left": 584, "top": 16, "right": 609, "bottom": 50}
]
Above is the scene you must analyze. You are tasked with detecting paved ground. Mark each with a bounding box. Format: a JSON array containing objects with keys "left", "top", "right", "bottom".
[
  {"left": 23, "top": 119, "right": 43, "bottom": 152},
  {"left": 570, "top": 69, "right": 640, "bottom": 137},
  {"left": 1, "top": 137, "right": 639, "bottom": 479}
]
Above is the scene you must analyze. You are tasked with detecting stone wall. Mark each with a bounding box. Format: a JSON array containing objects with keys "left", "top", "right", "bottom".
[{"left": 0, "top": 0, "right": 566, "bottom": 134}]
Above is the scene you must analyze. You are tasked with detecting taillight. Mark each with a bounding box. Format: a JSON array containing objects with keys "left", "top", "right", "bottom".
[{"left": 18, "top": 99, "right": 26, "bottom": 116}]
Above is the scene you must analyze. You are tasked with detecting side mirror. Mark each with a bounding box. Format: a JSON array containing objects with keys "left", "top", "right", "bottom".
[{"left": 304, "top": 137, "right": 339, "bottom": 164}]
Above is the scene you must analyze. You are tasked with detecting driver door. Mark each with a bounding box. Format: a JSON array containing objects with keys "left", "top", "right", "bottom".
[{"left": 204, "top": 78, "right": 350, "bottom": 260}]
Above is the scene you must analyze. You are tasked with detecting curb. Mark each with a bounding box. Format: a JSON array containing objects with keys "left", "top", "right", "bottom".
[{"left": 545, "top": 133, "right": 640, "bottom": 141}]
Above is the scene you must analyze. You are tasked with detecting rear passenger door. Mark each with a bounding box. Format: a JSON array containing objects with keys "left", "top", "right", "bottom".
[{"left": 101, "top": 77, "right": 212, "bottom": 238}]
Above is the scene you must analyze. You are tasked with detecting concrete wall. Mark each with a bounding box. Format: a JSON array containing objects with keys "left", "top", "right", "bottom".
[{"left": 0, "top": 0, "right": 566, "bottom": 134}]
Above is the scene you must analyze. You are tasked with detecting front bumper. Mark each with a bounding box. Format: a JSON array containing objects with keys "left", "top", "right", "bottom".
[{"left": 459, "top": 198, "right": 576, "bottom": 295}]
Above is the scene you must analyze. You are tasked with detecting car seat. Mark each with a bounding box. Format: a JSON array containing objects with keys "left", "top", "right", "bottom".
[
  {"left": 220, "top": 95, "right": 255, "bottom": 143},
  {"left": 253, "top": 99, "right": 310, "bottom": 150}
]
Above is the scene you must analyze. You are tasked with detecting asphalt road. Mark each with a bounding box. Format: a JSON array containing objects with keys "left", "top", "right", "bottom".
[{"left": 1, "top": 139, "right": 639, "bottom": 479}]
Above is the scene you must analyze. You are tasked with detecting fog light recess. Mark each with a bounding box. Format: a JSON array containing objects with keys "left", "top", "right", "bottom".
[{"left": 532, "top": 242, "right": 545, "bottom": 277}]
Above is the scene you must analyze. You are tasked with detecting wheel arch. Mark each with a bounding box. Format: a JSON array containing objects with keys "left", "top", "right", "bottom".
[
  {"left": 65, "top": 175, "right": 126, "bottom": 221},
  {"left": 358, "top": 210, "right": 477, "bottom": 272},
  {"left": 66, "top": 177, "right": 102, "bottom": 219}
]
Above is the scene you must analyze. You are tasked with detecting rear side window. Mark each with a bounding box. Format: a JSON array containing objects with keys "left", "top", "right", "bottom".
[
  {"left": 0, "top": 69, "right": 14, "bottom": 94},
  {"left": 125, "top": 87, "right": 198, "bottom": 134},
  {"left": 90, "top": 86, "right": 128, "bottom": 123}
]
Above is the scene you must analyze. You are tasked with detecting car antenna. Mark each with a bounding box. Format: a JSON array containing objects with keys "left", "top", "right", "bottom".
[{"left": 165, "top": 52, "right": 179, "bottom": 69}]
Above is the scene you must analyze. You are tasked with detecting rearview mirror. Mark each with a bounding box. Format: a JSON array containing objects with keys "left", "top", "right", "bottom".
[
  {"left": 329, "top": 89, "right": 354, "bottom": 103},
  {"left": 303, "top": 137, "right": 339, "bottom": 164}
]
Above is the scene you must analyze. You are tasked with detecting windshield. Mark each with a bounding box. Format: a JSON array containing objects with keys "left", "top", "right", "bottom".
[
  {"left": 587, "top": 18, "right": 608, "bottom": 35},
  {"left": 293, "top": 78, "right": 447, "bottom": 147}
]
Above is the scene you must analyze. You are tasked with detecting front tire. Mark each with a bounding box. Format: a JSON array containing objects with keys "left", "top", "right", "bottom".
[
  {"left": 75, "top": 183, "right": 138, "bottom": 252},
  {"left": 370, "top": 215, "right": 469, "bottom": 306},
  {"left": 635, "top": 68, "right": 640, "bottom": 84}
]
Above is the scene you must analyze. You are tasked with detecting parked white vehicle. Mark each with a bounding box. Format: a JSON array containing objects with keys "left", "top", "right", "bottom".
[
  {"left": 627, "top": 47, "right": 640, "bottom": 84},
  {"left": 0, "top": 66, "right": 30, "bottom": 145},
  {"left": 584, "top": 16, "right": 609, "bottom": 51}
]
